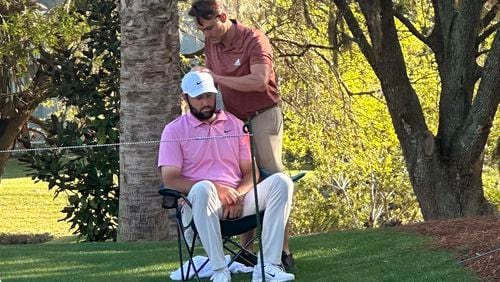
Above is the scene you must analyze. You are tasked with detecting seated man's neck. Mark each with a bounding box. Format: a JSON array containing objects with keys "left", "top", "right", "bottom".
[{"left": 199, "top": 114, "right": 217, "bottom": 124}]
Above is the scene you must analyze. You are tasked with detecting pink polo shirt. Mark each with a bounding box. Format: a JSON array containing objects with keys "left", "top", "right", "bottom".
[{"left": 158, "top": 110, "right": 251, "bottom": 188}]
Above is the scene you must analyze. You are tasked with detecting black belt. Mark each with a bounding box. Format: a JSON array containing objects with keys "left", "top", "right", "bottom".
[{"left": 252, "top": 102, "right": 281, "bottom": 118}]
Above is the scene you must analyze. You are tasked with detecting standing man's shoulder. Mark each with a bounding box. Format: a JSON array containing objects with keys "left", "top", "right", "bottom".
[
  {"left": 234, "top": 21, "right": 273, "bottom": 66},
  {"left": 237, "top": 21, "right": 270, "bottom": 45}
]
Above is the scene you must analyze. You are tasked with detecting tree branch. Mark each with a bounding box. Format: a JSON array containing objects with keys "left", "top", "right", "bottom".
[
  {"left": 312, "top": 49, "right": 385, "bottom": 107},
  {"left": 480, "top": 0, "right": 499, "bottom": 29},
  {"left": 476, "top": 22, "right": 499, "bottom": 46},
  {"left": 302, "top": 0, "right": 320, "bottom": 32},
  {"left": 456, "top": 30, "right": 500, "bottom": 165},
  {"left": 393, "top": 9, "right": 430, "bottom": 46},
  {"left": 332, "top": 0, "right": 376, "bottom": 67},
  {"left": 270, "top": 38, "right": 336, "bottom": 51},
  {"left": 427, "top": 0, "right": 444, "bottom": 64}
]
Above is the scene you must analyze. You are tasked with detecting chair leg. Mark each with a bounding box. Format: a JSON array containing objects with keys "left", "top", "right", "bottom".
[
  {"left": 179, "top": 221, "right": 202, "bottom": 281},
  {"left": 175, "top": 217, "right": 204, "bottom": 281},
  {"left": 175, "top": 222, "right": 187, "bottom": 280},
  {"left": 224, "top": 236, "right": 259, "bottom": 267}
]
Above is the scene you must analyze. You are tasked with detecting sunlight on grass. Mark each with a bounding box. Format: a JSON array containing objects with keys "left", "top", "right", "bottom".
[
  {"left": 0, "top": 175, "right": 72, "bottom": 237},
  {"left": 0, "top": 160, "right": 481, "bottom": 281},
  {"left": 0, "top": 231, "right": 478, "bottom": 282}
]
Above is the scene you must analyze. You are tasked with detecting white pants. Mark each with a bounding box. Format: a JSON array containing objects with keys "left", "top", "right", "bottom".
[{"left": 184, "top": 173, "right": 294, "bottom": 271}]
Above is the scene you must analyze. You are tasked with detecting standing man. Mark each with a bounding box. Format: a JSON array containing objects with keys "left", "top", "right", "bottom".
[
  {"left": 159, "top": 71, "right": 295, "bottom": 282},
  {"left": 188, "top": 0, "right": 295, "bottom": 271}
]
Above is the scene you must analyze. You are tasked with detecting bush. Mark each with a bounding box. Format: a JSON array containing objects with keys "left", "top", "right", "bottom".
[{"left": 19, "top": 0, "right": 120, "bottom": 242}]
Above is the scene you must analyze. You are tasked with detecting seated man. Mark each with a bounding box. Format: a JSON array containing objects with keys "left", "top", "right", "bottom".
[{"left": 158, "top": 71, "right": 295, "bottom": 282}]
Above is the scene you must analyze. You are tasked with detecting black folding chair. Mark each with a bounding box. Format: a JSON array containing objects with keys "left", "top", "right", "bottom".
[{"left": 160, "top": 171, "right": 305, "bottom": 281}]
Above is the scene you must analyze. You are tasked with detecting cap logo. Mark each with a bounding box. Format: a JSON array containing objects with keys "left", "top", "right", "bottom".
[{"left": 181, "top": 71, "right": 218, "bottom": 98}]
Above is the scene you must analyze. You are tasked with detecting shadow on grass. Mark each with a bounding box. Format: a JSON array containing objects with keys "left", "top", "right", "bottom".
[
  {"left": 2, "top": 158, "right": 33, "bottom": 179},
  {"left": 0, "top": 242, "right": 179, "bottom": 282},
  {"left": 0, "top": 229, "right": 479, "bottom": 282}
]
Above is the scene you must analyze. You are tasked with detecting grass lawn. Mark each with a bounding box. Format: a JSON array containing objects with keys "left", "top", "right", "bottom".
[
  {"left": 0, "top": 159, "right": 479, "bottom": 281},
  {"left": 0, "top": 229, "right": 478, "bottom": 281},
  {"left": 0, "top": 159, "right": 72, "bottom": 237}
]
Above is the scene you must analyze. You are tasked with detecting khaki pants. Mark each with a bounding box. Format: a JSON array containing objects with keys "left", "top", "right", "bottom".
[{"left": 251, "top": 106, "right": 284, "bottom": 173}]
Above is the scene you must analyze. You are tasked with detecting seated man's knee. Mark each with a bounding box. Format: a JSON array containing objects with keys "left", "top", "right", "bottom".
[
  {"left": 270, "top": 173, "right": 294, "bottom": 196},
  {"left": 189, "top": 180, "right": 216, "bottom": 201}
]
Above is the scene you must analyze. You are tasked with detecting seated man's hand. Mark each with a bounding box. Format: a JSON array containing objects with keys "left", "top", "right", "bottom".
[
  {"left": 215, "top": 183, "right": 241, "bottom": 205},
  {"left": 223, "top": 203, "right": 243, "bottom": 219}
]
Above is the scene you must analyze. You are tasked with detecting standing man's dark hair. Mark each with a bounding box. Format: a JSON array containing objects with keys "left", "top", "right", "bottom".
[
  {"left": 188, "top": 0, "right": 225, "bottom": 20},
  {"left": 188, "top": 0, "right": 296, "bottom": 274}
]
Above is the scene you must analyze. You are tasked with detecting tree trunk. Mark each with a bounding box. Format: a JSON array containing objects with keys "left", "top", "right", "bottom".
[
  {"left": 334, "top": 0, "right": 499, "bottom": 220},
  {"left": 410, "top": 139, "right": 493, "bottom": 219},
  {"left": 0, "top": 115, "right": 31, "bottom": 181},
  {"left": 118, "top": 0, "right": 181, "bottom": 241},
  {"left": 0, "top": 27, "right": 52, "bottom": 182}
]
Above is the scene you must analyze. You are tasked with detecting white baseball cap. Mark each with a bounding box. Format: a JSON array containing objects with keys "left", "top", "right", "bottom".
[{"left": 181, "top": 71, "right": 218, "bottom": 98}]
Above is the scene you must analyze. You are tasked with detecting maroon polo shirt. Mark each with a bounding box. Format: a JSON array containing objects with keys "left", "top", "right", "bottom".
[{"left": 205, "top": 20, "right": 280, "bottom": 121}]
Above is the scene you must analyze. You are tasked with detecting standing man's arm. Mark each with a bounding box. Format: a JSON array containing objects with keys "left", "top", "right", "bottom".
[
  {"left": 213, "top": 64, "right": 271, "bottom": 92},
  {"left": 193, "top": 64, "right": 271, "bottom": 92}
]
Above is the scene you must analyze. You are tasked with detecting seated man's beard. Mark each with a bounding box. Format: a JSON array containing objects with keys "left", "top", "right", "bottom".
[{"left": 188, "top": 102, "right": 216, "bottom": 120}]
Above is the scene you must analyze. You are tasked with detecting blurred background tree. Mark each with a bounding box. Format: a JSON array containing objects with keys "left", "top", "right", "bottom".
[{"left": 3, "top": 0, "right": 498, "bottom": 240}]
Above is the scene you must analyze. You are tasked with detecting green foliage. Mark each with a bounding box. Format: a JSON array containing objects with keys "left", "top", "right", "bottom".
[
  {"left": 0, "top": 0, "right": 86, "bottom": 125},
  {"left": 483, "top": 112, "right": 500, "bottom": 212},
  {"left": 238, "top": 0, "right": 423, "bottom": 232},
  {"left": 19, "top": 0, "right": 120, "bottom": 242},
  {"left": 246, "top": 0, "right": 499, "bottom": 231},
  {"left": 0, "top": 1, "right": 85, "bottom": 79}
]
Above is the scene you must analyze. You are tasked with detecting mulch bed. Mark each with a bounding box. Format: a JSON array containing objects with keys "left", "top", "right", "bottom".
[{"left": 400, "top": 215, "right": 500, "bottom": 281}]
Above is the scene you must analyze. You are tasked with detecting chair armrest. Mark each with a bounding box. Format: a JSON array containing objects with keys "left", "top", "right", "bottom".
[
  {"left": 159, "top": 186, "right": 184, "bottom": 209},
  {"left": 159, "top": 187, "right": 183, "bottom": 198},
  {"left": 259, "top": 169, "right": 307, "bottom": 183},
  {"left": 290, "top": 172, "right": 306, "bottom": 182}
]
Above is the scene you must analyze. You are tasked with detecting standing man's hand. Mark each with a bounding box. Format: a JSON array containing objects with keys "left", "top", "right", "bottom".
[
  {"left": 215, "top": 183, "right": 241, "bottom": 205},
  {"left": 191, "top": 66, "right": 211, "bottom": 73},
  {"left": 191, "top": 66, "right": 220, "bottom": 84}
]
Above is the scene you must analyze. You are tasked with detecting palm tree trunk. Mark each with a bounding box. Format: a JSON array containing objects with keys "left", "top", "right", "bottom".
[{"left": 118, "top": 0, "right": 181, "bottom": 241}]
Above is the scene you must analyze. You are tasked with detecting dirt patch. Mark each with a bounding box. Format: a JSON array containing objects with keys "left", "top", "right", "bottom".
[{"left": 401, "top": 216, "right": 500, "bottom": 281}]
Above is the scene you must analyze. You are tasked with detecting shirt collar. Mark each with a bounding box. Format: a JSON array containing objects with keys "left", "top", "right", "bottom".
[
  {"left": 227, "top": 19, "right": 244, "bottom": 49},
  {"left": 186, "top": 109, "right": 228, "bottom": 128}
]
